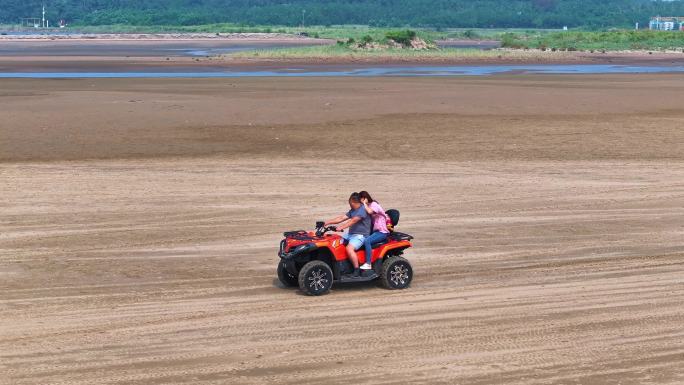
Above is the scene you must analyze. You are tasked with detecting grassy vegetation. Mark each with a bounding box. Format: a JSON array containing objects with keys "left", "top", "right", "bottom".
[
  {"left": 13, "top": 23, "right": 513, "bottom": 42},
  {"left": 502, "top": 30, "right": 684, "bottom": 51},
  {"left": 229, "top": 28, "right": 684, "bottom": 59},
  {"left": 3, "top": 21, "right": 560, "bottom": 43},
  {"left": 6, "top": 22, "right": 684, "bottom": 53},
  {"left": 229, "top": 44, "right": 570, "bottom": 61},
  {"left": 70, "top": 23, "right": 448, "bottom": 42}
]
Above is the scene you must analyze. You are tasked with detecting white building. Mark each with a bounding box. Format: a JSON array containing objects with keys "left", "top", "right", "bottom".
[{"left": 649, "top": 17, "right": 684, "bottom": 31}]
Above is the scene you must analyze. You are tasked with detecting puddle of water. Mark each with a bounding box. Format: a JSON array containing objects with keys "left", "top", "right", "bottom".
[
  {"left": 1, "top": 65, "right": 683, "bottom": 78},
  {"left": 183, "top": 45, "right": 306, "bottom": 57},
  {"left": 436, "top": 41, "right": 502, "bottom": 50}
]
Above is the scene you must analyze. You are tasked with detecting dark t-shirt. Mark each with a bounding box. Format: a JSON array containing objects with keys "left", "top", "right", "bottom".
[{"left": 346, "top": 206, "right": 372, "bottom": 236}]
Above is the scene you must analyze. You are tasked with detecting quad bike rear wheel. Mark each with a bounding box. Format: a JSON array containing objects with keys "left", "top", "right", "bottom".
[
  {"left": 381, "top": 256, "right": 413, "bottom": 289},
  {"left": 277, "top": 261, "right": 298, "bottom": 287},
  {"left": 298, "top": 260, "right": 333, "bottom": 296}
]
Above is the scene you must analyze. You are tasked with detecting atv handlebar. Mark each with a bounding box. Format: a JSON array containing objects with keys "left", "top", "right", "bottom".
[{"left": 315, "top": 225, "right": 342, "bottom": 237}]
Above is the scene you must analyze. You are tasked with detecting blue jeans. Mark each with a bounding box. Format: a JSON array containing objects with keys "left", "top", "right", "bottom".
[{"left": 363, "top": 231, "right": 388, "bottom": 265}]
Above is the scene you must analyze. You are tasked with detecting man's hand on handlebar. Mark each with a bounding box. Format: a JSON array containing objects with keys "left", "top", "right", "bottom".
[{"left": 316, "top": 225, "right": 342, "bottom": 236}]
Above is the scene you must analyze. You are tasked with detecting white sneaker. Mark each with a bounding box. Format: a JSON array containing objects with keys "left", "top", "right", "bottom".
[{"left": 360, "top": 263, "right": 372, "bottom": 270}]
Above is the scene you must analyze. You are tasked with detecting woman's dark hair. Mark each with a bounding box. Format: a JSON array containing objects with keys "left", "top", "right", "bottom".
[
  {"left": 349, "top": 192, "right": 361, "bottom": 203},
  {"left": 359, "top": 191, "right": 374, "bottom": 203}
]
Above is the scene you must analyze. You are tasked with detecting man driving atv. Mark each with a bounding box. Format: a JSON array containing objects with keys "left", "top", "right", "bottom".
[{"left": 323, "top": 192, "right": 371, "bottom": 278}]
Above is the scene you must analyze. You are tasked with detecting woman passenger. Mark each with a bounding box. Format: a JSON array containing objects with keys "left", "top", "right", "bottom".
[{"left": 358, "top": 191, "right": 390, "bottom": 270}]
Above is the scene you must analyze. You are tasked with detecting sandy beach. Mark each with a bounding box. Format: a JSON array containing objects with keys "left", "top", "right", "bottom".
[{"left": 1, "top": 74, "right": 683, "bottom": 384}]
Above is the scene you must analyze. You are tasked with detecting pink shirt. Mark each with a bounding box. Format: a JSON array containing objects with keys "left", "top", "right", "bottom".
[{"left": 369, "top": 202, "right": 389, "bottom": 233}]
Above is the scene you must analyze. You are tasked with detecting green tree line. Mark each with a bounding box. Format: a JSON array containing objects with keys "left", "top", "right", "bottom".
[{"left": 3, "top": 0, "right": 684, "bottom": 29}]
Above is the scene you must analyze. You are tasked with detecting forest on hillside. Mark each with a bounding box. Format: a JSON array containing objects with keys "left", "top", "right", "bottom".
[{"left": 4, "top": 0, "right": 684, "bottom": 29}]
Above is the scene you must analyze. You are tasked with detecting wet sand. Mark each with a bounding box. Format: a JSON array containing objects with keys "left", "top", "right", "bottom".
[
  {"left": 3, "top": 52, "right": 684, "bottom": 73},
  {"left": 1, "top": 75, "right": 684, "bottom": 384}
]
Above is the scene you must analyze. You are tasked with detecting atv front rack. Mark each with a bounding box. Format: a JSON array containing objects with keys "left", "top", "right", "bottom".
[{"left": 283, "top": 230, "right": 315, "bottom": 241}]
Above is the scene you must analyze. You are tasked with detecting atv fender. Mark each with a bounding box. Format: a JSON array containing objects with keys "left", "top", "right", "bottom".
[{"left": 378, "top": 240, "right": 412, "bottom": 260}]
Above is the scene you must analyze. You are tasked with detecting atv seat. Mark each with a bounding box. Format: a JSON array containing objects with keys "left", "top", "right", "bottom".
[
  {"left": 341, "top": 238, "right": 388, "bottom": 249},
  {"left": 371, "top": 239, "right": 389, "bottom": 249}
]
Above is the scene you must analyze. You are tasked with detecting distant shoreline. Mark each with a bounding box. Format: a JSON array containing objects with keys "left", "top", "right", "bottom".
[
  {"left": 1, "top": 33, "right": 683, "bottom": 70},
  {"left": 225, "top": 49, "right": 684, "bottom": 66}
]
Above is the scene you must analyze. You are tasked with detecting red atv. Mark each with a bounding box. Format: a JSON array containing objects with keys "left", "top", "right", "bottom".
[{"left": 277, "top": 209, "right": 414, "bottom": 295}]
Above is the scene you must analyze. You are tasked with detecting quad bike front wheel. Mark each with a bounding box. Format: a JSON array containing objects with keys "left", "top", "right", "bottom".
[
  {"left": 298, "top": 260, "right": 333, "bottom": 296},
  {"left": 277, "top": 261, "right": 298, "bottom": 287},
  {"left": 381, "top": 256, "right": 413, "bottom": 289}
]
